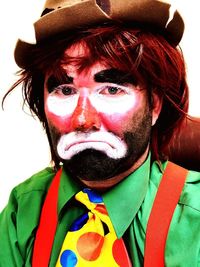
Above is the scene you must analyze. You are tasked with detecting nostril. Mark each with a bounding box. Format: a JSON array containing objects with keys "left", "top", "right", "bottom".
[
  {"left": 72, "top": 114, "right": 101, "bottom": 132},
  {"left": 96, "top": 0, "right": 111, "bottom": 15},
  {"left": 75, "top": 124, "right": 100, "bottom": 133}
]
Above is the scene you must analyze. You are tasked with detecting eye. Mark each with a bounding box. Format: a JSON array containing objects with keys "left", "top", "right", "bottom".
[
  {"left": 53, "top": 85, "right": 76, "bottom": 96},
  {"left": 99, "top": 86, "right": 127, "bottom": 96},
  {"left": 60, "top": 86, "right": 74, "bottom": 95},
  {"left": 107, "top": 87, "right": 120, "bottom": 95}
]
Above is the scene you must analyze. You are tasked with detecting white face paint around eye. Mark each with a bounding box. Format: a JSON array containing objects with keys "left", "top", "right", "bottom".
[
  {"left": 90, "top": 84, "right": 138, "bottom": 114},
  {"left": 47, "top": 94, "right": 79, "bottom": 117},
  {"left": 46, "top": 83, "right": 139, "bottom": 117}
]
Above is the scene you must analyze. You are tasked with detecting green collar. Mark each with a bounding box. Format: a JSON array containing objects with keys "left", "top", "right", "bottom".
[
  {"left": 103, "top": 155, "right": 150, "bottom": 238},
  {"left": 57, "top": 168, "right": 81, "bottom": 216},
  {"left": 57, "top": 154, "right": 150, "bottom": 237}
]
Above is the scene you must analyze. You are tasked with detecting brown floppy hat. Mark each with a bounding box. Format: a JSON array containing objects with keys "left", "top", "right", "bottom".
[{"left": 14, "top": 0, "right": 184, "bottom": 68}]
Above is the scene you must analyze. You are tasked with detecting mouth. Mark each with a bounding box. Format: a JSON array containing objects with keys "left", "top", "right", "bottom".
[
  {"left": 57, "top": 132, "right": 127, "bottom": 160},
  {"left": 64, "top": 141, "right": 114, "bottom": 159}
]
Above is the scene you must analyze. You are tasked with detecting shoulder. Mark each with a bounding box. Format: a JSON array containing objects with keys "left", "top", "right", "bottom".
[
  {"left": 180, "top": 168, "right": 200, "bottom": 212},
  {"left": 0, "top": 167, "right": 56, "bottom": 228},
  {"left": 13, "top": 167, "right": 56, "bottom": 200},
  {"left": 165, "top": 167, "right": 200, "bottom": 264},
  {"left": 163, "top": 161, "right": 200, "bottom": 213},
  {"left": 151, "top": 160, "right": 200, "bottom": 212},
  {"left": 0, "top": 167, "right": 56, "bottom": 264}
]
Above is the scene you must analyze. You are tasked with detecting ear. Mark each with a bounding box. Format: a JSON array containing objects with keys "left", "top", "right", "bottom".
[{"left": 151, "top": 93, "right": 162, "bottom": 126}]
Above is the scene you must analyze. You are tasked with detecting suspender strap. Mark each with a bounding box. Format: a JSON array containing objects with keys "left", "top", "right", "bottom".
[
  {"left": 32, "top": 168, "right": 62, "bottom": 267},
  {"left": 144, "top": 162, "right": 188, "bottom": 267}
]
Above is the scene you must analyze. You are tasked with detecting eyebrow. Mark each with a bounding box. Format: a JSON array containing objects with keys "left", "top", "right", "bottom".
[
  {"left": 94, "top": 68, "right": 137, "bottom": 85},
  {"left": 46, "top": 74, "right": 73, "bottom": 93}
]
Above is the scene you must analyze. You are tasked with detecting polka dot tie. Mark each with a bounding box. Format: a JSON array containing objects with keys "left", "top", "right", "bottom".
[{"left": 55, "top": 188, "right": 132, "bottom": 267}]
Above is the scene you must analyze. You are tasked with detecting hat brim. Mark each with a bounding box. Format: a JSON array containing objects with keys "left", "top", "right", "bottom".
[{"left": 14, "top": 0, "right": 184, "bottom": 68}]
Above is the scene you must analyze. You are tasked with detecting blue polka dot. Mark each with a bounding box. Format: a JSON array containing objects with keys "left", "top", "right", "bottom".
[
  {"left": 60, "top": 250, "right": 77, "bottom": 267},
  {"left": 70, "top": 213, "right": 89, "bottom": 231},
  {"left": 83, "top": 188, "right": 103, "bottom": 203}
]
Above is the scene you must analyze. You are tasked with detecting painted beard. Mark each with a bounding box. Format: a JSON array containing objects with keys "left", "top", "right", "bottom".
[{"left": 48, "top": 107, "right": 152, "bottom": 182}]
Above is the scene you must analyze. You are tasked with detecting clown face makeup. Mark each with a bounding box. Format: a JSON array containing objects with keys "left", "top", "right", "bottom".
[{"left": 44, "top": 43, "right": 161, "bottom": 188}]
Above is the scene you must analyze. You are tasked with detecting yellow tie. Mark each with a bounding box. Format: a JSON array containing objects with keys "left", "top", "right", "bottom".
[{"left": 56, "top": 188, "right": 132, "bottom": 267}]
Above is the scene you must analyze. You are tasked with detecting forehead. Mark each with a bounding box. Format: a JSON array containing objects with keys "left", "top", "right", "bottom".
[
  {"left": 60, "top": 42, "right": 108, "bottom": 77},
  {"left": 64, "top": 42, "right": 89, "bottom": 57}
]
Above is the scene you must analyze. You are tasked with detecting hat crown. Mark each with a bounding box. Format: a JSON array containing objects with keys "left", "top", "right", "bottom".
[
  {"left": 41, "top": 0, "right": 110, "bottom": 17},
  {"left": 15, "top": 0, "right": 184, "bottom": 68},
  {"left": 44, "top": 0, "right": 87, "bottom": 9},
  {"left": 41, "top": 0, "right": 91, "bottom": 16}
]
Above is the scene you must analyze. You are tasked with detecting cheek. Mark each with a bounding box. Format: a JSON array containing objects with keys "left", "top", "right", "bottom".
[
  {"left": 100, "top": 109, "right": 135, "bottom": 136},
  {"left": 44, "top": 95, "right": 77, "bottom": 133},
  {"left": 90, "top": 91, "right": 145, "bottom": 135},
  {"left": 44, "top": 101, "right": 72, "bottom": 134},
  {"left": 45, "top": 111, "right": 72, "bottom": 133}
]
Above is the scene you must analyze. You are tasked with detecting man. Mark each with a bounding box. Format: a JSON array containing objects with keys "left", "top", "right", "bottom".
[{"left": 0, "top": 0, "right": 200, "bottom": 266}]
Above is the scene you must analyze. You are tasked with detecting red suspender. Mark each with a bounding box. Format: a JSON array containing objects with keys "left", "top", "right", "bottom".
[
  {"left": 32, "top": 168, "right": 62, "bottom": 267},
  {"left": 144, "top": 162, "right": 188, "bottom": 267},
  {"left": 32, "top": 162, "right": 187, "bottom": 267}
]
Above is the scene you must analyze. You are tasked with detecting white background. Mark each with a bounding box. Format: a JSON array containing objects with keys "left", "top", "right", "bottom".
[{"left": 0, "top": 0, "right": 200, "bottom": 211}]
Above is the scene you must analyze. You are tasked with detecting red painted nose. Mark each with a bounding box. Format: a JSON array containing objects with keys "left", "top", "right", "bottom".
[{"left": 71, "top": 96, "right": 101, "bottom": 132}]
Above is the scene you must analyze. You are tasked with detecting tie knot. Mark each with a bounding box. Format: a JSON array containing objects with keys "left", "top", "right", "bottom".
[
  {"left": 75, "top": 188, "right": 107, "bottom": 214},
  {"left": 75, "top": 188, "right": 116, "bottom": 234}
]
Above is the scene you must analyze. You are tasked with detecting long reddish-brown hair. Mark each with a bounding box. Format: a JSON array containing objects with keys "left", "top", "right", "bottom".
[{"left": 3, "top": 23, "right": 189, "bottom": 168}]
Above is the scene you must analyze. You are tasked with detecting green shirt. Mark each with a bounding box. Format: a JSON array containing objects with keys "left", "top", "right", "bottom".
[{"left": 0, "top": 156, "right": 200, "bottom": 267}]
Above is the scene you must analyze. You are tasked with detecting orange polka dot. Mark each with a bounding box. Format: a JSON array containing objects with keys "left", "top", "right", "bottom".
[{"left": 77, "top": 232, "right": 104, "bottom": 261}]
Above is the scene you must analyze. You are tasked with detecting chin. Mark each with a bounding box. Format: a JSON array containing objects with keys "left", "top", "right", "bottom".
[
  {"left": 63, "top": 149, "right": 123, "bottom": 182},
  {"left": 62, "top": 137, "right": 148, "bottom": 183}
]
